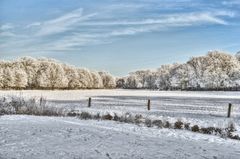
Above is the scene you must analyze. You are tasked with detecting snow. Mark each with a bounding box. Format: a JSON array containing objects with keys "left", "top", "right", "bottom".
[
  {"left": 1, "top": 89, "right": 240, "bottom": 100},
  {"left": 1, "top": 115, "right": 240, "bottom": 159},
  {"left": 0, "top": 89, "right": 240, "bottom": 129},
  {"left": 1, "top": 90, "right": 240, "bottom": 158}
]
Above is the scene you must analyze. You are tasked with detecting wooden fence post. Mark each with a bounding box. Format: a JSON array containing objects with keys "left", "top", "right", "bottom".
[
  {"left": 147, "top": 99, "right": 151, "bottom": 111},
  {"left": 227, "top": 103, "right": 232, "bottom": 118},
  {"left": 88, "top": 97, "right": 91, "bottom": 107}
]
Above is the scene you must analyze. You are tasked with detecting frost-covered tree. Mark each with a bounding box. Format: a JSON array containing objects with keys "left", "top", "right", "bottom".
[
  {"left": 145, "top": 71, "right": 157, "bottom": 89},
  {"left": 155, "top": 64, "right": 180, "bottom": 90},
  {"left": 19, "top": 57, "right": 39, "bottom": 89},
  {"left": 0, "top": 57, "right": 115, "bottom": 90},
  {"left": 121, "top": 51, "right": 240, "bottom": 90},
  {"left": 116, "top": 77, "right": 126, "bottom": 88},
  {"left": 125, "top": 75, "right": 141, "bottom": 89},
  {"left": 99, "top": 71, "right": 116, "bottom": 89},
  {"left": 2, "top": 66, "right": 14, "bottom": 89},
  {"left": 14, "top": 68, "right": 28, "bottom": 89},
  {"left": 91, "top": 71, "right": 104, "bottom": 88},
  {"left": 48, "top": 62, "right": 68, "bottom": 89},
  {"left": 236, "top": 51, "right": 240, "bottom": 61},
  {"left": 64, "top": 65, "right": 81, "bottom": 89},
  {"left": 0, "top": 66, "right": 4, "bottom": 88},
  {"left": 1, "top": 51, "right": 240, "bottom": 90},
  {"left": 77, "top": 69, "right": 93, "bottom": 88}
]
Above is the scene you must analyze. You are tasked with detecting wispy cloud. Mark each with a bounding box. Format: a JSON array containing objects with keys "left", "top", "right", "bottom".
[
  {"left": 80, "top": 12, "right": 232, "bottom": 26},
  {"left": 24, "top": 10, "right": 232, "bottom": 51},
  {"left": 0, "top": 23, "right": 14, "bottom": 30},
  {"left": 25, "top": 22, "right": 41, "bottom": 28},
  {"left": 33, "top": 8, "right": 97, "bottom": 36},
  {"left": 0, "top": 1, "right": 237, "bottom": 55},
  {"left": 222, "top": 0, "right": 240, "bottom": 6},
  {"left": 0, "top": 23, "right": 16, "bottom": 38},
  {"left": 0, "top": 31, "right": 15, "bottom": 37}
]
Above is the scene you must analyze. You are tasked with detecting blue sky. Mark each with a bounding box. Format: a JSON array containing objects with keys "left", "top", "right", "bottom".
[{"left": 0, "top": 0, "right": 240, "bottom": 76}]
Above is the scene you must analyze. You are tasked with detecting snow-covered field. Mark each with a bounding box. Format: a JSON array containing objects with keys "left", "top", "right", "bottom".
[
  {"left": 0, "top": 89, "right": 240, "bottom": 158},
  {"left": 1, "top": 89, "right": 240, "bottom": 129},
  {"left": 1, "top": 115, "right": 240, "bottom": 159}
]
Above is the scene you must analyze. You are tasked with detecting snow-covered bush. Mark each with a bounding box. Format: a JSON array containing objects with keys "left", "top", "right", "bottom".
[
  {"left": 191, "top": 125, "right": 200, "bottom": 132},
  {"left": 0, "top": 96, "right": 65, "bottom": 116},
  {"left": 174, "top": 120, "right": 184, "bottom": 129},
  {"left": 152, "top": 120, "right": 164, "bottom": 128},
  {"left": 79, "top": 111, "right": 92, "bottom": 120}
]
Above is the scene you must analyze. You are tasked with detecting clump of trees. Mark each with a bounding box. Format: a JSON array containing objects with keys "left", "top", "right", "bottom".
[
  {"left": 117, "top": 51, "right": 240, "bottom": 90},
  {"left": 0, "top": 57, "right": 116, "bottom": 89}
]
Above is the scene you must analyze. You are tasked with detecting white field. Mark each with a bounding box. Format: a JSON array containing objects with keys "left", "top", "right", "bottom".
[
  {"left": 0, "top": 89, "right": 240, "bottom": 158},
  {"left": 1, "top": 89, "right": 240, "bottom": 129},
  {"left": 1, "top": 115, "right": 240, "bottom": 159}
]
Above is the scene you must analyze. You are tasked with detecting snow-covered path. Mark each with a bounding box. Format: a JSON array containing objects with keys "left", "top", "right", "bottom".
[{"left": 0, "top": 115, "right": 240, "bottom": 159}]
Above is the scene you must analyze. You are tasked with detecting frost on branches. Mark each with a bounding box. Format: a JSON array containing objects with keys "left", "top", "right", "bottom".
[
  {"left": 0, "top": 57, "right": 115, "bottom": 90},
  {"left": 117, "top": 51, "right": 240, "bottom": 90}
]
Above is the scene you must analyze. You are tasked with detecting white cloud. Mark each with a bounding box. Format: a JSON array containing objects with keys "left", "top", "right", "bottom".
[
  {"left": 0, "top": 2, "right": 236, "bottom": 55},
  {"left": 0, "top": 31, "right": 15, "bottom": 37},
  {"left": 40, "top": 11, "right": 231, "bottom": 51},
  {"left": 74, "top": 11, "right": 232, "bottom": 37},
  {"left": 25, "top": 22, "right": 41, "bottom": 28},
  {"left": 80, "top": 11, "right": 231, "bottom": 26},
  {"left": 222, "top": 0, "right": 240, "bottom": 6},
  {"left": 0, "top": 23, "right": 14, "bottom": 30},
  {"left": 34, "top": 8, "right": 97, "bottom": 36}
]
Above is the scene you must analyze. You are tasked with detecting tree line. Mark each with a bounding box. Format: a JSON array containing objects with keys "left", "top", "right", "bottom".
[
  {"left": 0, "top": 51, "right": 240, "bottom": 90},
  {"left": 0, "top": 57, "right": 115, "bottom": 89},
  {"left": 117, "top": 51, "right": 240, "bottom": 91}
]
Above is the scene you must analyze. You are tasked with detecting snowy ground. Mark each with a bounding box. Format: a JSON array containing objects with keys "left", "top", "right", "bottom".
[
  {"left": 1, "top": 89, "right": 240, "bottom": 129},
  {"left": 0, "top": 90, "right": 240, "bottom": 158},
  {"left": 1, "top": 115, "right": 240, "bottom": 159}
]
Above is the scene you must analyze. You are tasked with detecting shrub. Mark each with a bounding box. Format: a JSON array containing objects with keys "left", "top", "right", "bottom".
[
  {"left": 0, "top": 96, "right": 65, "bottom": 116},
  {"left": 164, "top": 121, "right": 171, "bottom": 128},
  {"left": 152, "top": 120, "right": 163, "bottom": 128},
  {"left": 214, "top": 128, "right": 222, "bottom": 134},
  {"left": 113, "top": 113, "right": 120, "bottom": 121},
  {"left": 145, "top": 119, "right": 152, "bottom": 127},
  {"left": 134, "top": 114, "right": 143, "bottom": 124},
  {"left": 201, "top": 127, "right": 214, "bottom": 134},
  {"left": 93, "top": 113, "right": 101, "bottom": 120},
  {"left": 230, "top": 135, "right": 240, "bottom": 140},
  {"left": 102, "top": 114, "right": 113, "bottom": 120},
  {"left": 227, "top": 123, "right": 236, "bottom": 132},
  {"left": 200, "top": 127, "right": 222, "bottom": 135},
  {"left": 191, "top": 125, "right": 200, "bottom": 132},
  {"left": 67, "top": 111, "right": 78, "bottom": 117},
  {"left": 119, "top": 113, "right": 134, "bottom": 123},
  {"left": 184, "top": 123, "right": 190, "bottom": 130},
  {"left": 174, "top": 120, "right": 183, "bottom": 129},
  {"left": 9, "top": 96, "right": 25, "bottom": 113},
  {"left": 79, "top": 112, "right": 92, "bottom": 120}
]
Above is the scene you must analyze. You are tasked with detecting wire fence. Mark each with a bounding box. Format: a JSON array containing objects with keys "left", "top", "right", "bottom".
[{"left": 47, "top": 95, "right": 240, "bottom": 118}]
